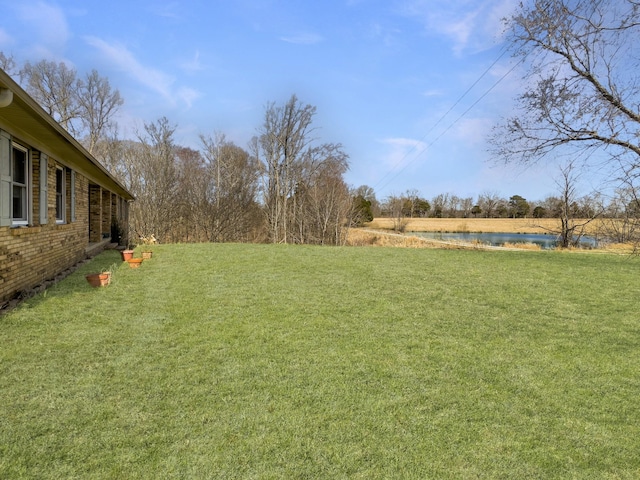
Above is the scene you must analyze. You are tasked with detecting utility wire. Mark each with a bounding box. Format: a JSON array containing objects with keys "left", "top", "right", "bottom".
[{"left": 372, "top": 45, "right": 519, "bottom": 194}]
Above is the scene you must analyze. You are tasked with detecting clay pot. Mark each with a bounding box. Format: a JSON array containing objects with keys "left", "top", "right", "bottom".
[
  {"left": 126, "top": 258, "right": 143, "bottom": 268},
  {"left": 86, "top": 272, "right": 111, "bottom": 287},
  {"left": 121, "top": 249, "right": 134, "bottom": 261}
]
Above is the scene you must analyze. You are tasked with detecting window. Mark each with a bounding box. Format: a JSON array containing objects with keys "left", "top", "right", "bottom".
[
  {"left": 39, "top": 154, "right": 48, "bottom": 225},
  {"left": 70, "top": 170, "right": 76, "bottom": 222},
  {"left": 11, "top": 143, "right": 29, "bottom": 226},
  {"left": 1, "top": 132, "right": 33, "bottom": 227},
  {"left": 55, "top": 166, "right": 65, "bottom": 223}
]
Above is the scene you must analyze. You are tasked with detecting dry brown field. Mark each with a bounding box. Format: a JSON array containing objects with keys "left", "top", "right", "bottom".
[
  {"left": 346, "top": 228, "right": 472, "bottom": 249},
  {"left": 367, "top": 217, "right": 579, "bottom": 234},
  {"left": 349, "top": 218, "right": 632, "bottom": 252}
]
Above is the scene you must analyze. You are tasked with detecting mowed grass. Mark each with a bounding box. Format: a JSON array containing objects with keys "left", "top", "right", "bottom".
[{"left": 1, "top": 244, "right": 639, "bottom": 478}]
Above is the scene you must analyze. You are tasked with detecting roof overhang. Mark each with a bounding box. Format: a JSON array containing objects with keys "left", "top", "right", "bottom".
[{"left": 0, "top": 68, "right": 134, "bottom": 201}]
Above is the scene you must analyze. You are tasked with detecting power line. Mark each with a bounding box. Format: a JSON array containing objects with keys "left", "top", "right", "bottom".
[{"left": 372, "top": 46, "right": 520, "bottom": 194}]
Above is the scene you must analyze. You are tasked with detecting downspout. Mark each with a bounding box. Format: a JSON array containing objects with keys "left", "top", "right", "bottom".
[{"left": 0, "top": 88, "right": 13, "bottom": 108}]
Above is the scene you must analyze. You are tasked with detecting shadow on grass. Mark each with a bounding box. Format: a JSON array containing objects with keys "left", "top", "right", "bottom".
[{"left": 2, "top": 249, "right": 125, "bottom": 314}]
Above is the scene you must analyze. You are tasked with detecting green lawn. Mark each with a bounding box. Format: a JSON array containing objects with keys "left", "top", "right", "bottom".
[{"left": 1, "top": 244, "right": 639, "bottom": 478}]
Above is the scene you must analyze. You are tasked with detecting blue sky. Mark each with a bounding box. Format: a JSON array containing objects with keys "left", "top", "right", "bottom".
[{"left": 0, "top": 0, "right": 563, "bottom": 203}]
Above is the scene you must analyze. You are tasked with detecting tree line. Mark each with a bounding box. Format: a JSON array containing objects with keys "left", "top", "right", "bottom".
[
  {"left": 2, "top": 54, "right": 355, "bottom": 245},
  {"left": 5, "top": 0, "right": 640, "bottom": 254},
  {"left": 352, "top": 178, "right": 640, "bottom": 247},
  {"left": 355, "top": 186, "right": 638, "bottom": 220}
]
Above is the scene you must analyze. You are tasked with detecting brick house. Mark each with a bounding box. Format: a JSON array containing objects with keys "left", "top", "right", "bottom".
[{"left": 0, "top": 68, "right": 134, "bottom": 305}]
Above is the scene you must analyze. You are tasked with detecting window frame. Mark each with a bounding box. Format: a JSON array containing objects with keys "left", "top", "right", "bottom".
[
  {"left": 11, "top": 142, "right": 30, "bottom": 227},
  {"left": 70, "top": 169, "right": 76, "bottom": 222},
  {"left": 55, "top": 165, "right": 65, "bottom": 224}
]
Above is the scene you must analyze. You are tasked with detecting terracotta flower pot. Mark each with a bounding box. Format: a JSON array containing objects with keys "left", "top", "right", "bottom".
[
  {"left": 142, "top": 251, "right": 153, "bottom": 259},
  {"left": 121, "top": 249, "right": 134, "bottom": 261},
  {"left": 126, "top": 258, "right": 143, "bottom": 268},
  {"left": 86, "top": 272, "right": 111, "bottom": 287}
]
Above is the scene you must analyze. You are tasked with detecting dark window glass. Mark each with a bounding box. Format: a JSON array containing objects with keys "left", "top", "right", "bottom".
[{"left": 56, "top": 168, "right": 64, "bottom": 220}]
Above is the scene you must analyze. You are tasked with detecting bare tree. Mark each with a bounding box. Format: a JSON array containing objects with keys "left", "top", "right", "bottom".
[
  {"left": 91, "top": 126, "right": 126, "bottom": 181},
  {"left": 492, "top": 0, "right": 640, "bottom": 239},
  {"left": 446, "top": 194, "right": 461, "bottom": 218},
  {"left": 303, "top": 148, "right": 351, "bottom": 244},
  {"left": 430, "top": 193, "right": 446, "bottom": 218},
  {"left": 538, "top": 195, "right": 562, "bottom": 218},
  {"left": 254, "top": 95, "right": 316, "bottom": 243},
  {"left": 0, "top": 51, "right": 18, "bottom": 76},
  {"left": 597, "top": 186, "right": 640, "bottom": 247},
  {"left": 78, "top": 70, "right": 124, "bottom": 154},
  {"left": 19, "top": 59, "right": 123, "bottom": 151},
  {"left": 253, "top": 95, "right": 350, "bottom": 244},
  {"left": 174, "top": 146, "right": 208, "bottom": 242},
  {"left": 383, "top": 195, "right": 408, "bottom": 232},
  {"left": 22, "top": 59, "right": 81, "bottom": 135},
  {"left": 459, "top": 197, "right": 474, "bottom": 218},
  {"left": 200, "top": 134, "right": 262, "bottom": 242},
  {"left": 542, "top": 161, "right": 600, "bottom": 248},
  {"left": 199, "top": 132, "right": 226, "bottom": 241},
  {"left": 214, "top": 143, "right": 262, "bottom": 242},
  {"left": 128, "top": 117, "right": 180, "bottom": 243},
  {"left": 401, "top": 189, "right": 420, "bottom": 218},
  {"left": 477, "top": 191, "right": 503, "bottom": 218}
]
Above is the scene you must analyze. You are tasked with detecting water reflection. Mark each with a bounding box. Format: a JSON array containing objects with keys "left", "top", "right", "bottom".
[{"left": 412, "top": 232, "right": 598, "bottom": 249}]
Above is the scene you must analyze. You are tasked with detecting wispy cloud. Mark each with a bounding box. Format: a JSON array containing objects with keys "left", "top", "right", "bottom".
[
  {"left": 441, "top": 11, "right": 478, "bottom": 55},
  {"left": 400, "top": 0, "right": 516, "bottom": 55},
  {"left": 366, "top": 22, "right": 402, "bottom": 48},
  {"left": 450, "top": 117, "right": 492, "bottom": 145},
  {"left": 280, "top": 32, "right": 324, "bottom": 45},
  {"left": 181, "top": 50, "right": 203, "bottom": 73},
  {"left": 149, "top": 2, "right": 182, "bottom": 19},
  {"left": 14, "top": 1, "right": 70, "bottom": 58},
  {"left": 422, "top": 89, "right": 444, "bottom": 98},
  {"left": 380, "top": 137, "right": 428, "bottom": 169},
  {"left": 85, "top": 36, "right": 201, "bottom": 110},
  {"left": 84, "top": 36, "right": 175, "bottom": 101},
  {"left": 177, "top": 87, "right": 202, "bottom": 109}
]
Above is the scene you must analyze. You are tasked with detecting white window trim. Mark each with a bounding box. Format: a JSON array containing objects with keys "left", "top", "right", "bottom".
[{"left": 11, "top": 142, "right": 31, "bottom": 227}]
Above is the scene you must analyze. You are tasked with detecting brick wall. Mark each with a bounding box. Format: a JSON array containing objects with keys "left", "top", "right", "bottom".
[{"left": 0, "top": 152, "right": 125, "bottom": 305}]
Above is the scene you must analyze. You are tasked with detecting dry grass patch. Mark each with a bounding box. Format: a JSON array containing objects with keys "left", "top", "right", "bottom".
[
  {"left": 366, "top": 217, "right": 562, "bottom": 233},
  {"left": 347, "top": 228, "right": 444, "bottom": 248},
  {"left": 502, "top": 242, "right": 542, "bottom": 251},
  {"left": 347, "top": 228, "right": 481, "bottom": 250}
]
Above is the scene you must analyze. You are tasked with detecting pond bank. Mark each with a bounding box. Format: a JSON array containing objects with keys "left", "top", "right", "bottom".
[
  {"left": 365, "top": 217, "right": 587, "bottom": 234},
  {"left": 411, "top": 231, "right": 598, "bottom": 249}
]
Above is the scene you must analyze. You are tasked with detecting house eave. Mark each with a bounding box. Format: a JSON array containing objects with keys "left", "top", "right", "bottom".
[{"left": 0, "top": 68, "right": 134, "bottom": 201}]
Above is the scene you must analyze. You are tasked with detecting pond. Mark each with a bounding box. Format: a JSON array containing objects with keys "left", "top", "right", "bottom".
[{"left": 411, "top": 232, "right": 598, "bottom": 249}]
